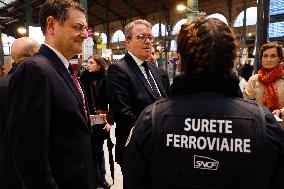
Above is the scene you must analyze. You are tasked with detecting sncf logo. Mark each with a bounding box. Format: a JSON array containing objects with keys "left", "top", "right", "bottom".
[{"left": 194, "top": 155, "right": 219, "bottom": 171}]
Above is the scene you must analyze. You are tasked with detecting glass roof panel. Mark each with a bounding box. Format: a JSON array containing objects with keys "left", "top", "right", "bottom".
[{"left": 0, "top": 0, "right": 16, "bottom": 9}]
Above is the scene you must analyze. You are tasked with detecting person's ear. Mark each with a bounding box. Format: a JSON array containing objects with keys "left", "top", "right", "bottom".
[
  {"left": 125, "top": 38, "right": 131, "bottom": 50},
  {"left": 46, "top": 16, "right": 55, "bottom": 35}
]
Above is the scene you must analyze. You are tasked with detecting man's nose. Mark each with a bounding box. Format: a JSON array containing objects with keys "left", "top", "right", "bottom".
[
  {"left": 80, "top": 30, "right": 88, "bottom": 39},
  {"left": 144, "top": 37, "right": 152, "bottom": 44}
]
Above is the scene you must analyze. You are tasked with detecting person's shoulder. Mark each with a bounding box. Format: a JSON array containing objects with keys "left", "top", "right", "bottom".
[
  {"left": 247, "top": 74, "right": 258, "bottom": 82},
  {"left": 12, "top": 55, "right": 50, "bottom": 78},
  {"left": 18, "top": 52, "right": 47, "bottom": 66},
  {"left": 250, "top": 74, "right": 258, "bottom": 79},
  {"left": 108, "top": 58, "right": 129, "bottom": 73},
  {"left": 262, "top": 106, "right": 284, "bottom": 148},
  {"left": 141, "top": 98, "right": 171, "bottom": 119},
  {"left": 232, "top": 96, "right": 268, "bottom": 115},
  {"left": 131, "top": 98, "right": 173, "bottom": 141}
]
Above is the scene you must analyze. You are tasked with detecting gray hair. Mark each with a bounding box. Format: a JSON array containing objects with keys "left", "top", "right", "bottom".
[{"left": 124, "top": 19, "right": 152, "bottom": 38}]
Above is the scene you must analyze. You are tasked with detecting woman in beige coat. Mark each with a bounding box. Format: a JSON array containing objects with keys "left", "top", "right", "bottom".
[{"left": 244, "top": 42, "right": 284, "bottom": 118}]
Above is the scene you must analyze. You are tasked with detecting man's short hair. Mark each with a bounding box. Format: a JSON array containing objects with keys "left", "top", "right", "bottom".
[
  {"left": 39, "top": 0, "right": 85, "bottom": 35},
  {"left": 124, "top": 19, "right": 152, "bottom": 39}
]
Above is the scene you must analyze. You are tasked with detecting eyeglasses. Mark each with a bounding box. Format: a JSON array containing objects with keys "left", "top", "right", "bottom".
[
  {"left": 133, "top": 34, "right": 154, "bottom": 43},
  {"left": 71, "top": 23, "right": 88, "bottom": 34}
]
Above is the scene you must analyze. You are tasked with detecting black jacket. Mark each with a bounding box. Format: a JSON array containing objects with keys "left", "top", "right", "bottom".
[
  {"left": 240, "top": 63, "right": 254, "bottom": 81},
  {"left": 107, "top": 52, "right": 168, "bottom": 165},
  {"left": 124, "top": 76, "right": 284, "bottom": 189},
  {"left": 80, "top": 70, "right": 114, "bottom": 139},
  {"left": 6, "top": 45, "right": 96, "bottom": 189},
  {"left": 0, "top": 65, "right": 22, "bottom": 189}
]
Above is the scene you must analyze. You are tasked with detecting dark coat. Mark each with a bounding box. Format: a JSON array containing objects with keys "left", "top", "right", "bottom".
[
  {"left": 240, "top": 63, "right": 254, "bottom": 81},
  {"left": 80, "top": 70, "right": 114, "bottom": 139},
  {"left": 107, "top": 52, "right": 167, "bottom": 165},
  {"left": 0, "top": 70, "right": 22, "bottom": 189},
  {"left": 124, "top": 83, "right": 284, "bottom": 189},
  {"left": 6, "top": 44, "right": 96, "bottom": 189},
  {"left": 158, "top": 68, "right": 170, "bottom": 95}
]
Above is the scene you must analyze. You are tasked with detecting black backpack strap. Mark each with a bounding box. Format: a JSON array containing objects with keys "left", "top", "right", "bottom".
[
  {"left": 255, "top": 104, "right": 268, "bottom": 188},
  {"left": 151, "top": 101, "right": 157, "bottom": 128},
  {"left": 149, "top": 101, "right": 157, "bottom": 162}
]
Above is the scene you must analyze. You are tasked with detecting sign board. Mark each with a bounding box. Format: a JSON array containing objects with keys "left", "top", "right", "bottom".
[
  {"left": 102, "top": 49, "right": 112, "bottom": 59},
  {"left": 269, "top": 21, "right": 284, "bottom": 38},
  {"left": 97, "top": 44, "right": 107, "bottom": 49},
  {"left": 166, "top": 24, "right": 173, "bottom": 32},
  {"left": 164, "top": 39, "right": 171, "bottom": 52},
  {"left": 269, "top": 0, "right": 284, "bottom": 39},
  {"left": 83, "top": 37, "right": 94, "bottom": 60},
  {"left": 270, "top": 0, "right": 284, "bottom": 16}
]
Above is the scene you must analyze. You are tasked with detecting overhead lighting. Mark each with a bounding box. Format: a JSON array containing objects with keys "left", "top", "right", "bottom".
[
  {"left": 177, "top": 4, "right": 186, "bottom": 11},
  {"left": 176, "top": 4, "right": 206, "bottom": 15},
  {"left": 0, "top": 16, "right": 12, "bottom": 20},
  {"left": 17, "top": 26, "right": 27, "bottom": 35},
  {"left": 0, "top": 0, "right": 17, "bottom": 9}
]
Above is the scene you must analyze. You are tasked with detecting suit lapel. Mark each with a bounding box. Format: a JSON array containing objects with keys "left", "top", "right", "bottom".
[
  {"left": 124, "top": 53, "right": 157, "bottom": 99},
  {"left": 39, "top": 45, "right": 84, "bottom": 108}
]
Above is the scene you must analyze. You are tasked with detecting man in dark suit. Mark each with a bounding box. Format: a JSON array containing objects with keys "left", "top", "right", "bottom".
[
  {"left": 107, "top": 19, "right": 168, "bottom": 171},
  {"left": 6, "top": 1, "right": 96, "bottom": 189},
  {"left": 0, "top": 37, "right": 40, "bottom": 189}
]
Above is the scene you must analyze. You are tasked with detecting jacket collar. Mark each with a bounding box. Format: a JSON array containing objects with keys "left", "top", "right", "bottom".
[
  {"left": 39, "top": 45, "right": 88, "bottom": 123},
  {"left": 124, "top": 52, "right": 167, "bottom": 99}
]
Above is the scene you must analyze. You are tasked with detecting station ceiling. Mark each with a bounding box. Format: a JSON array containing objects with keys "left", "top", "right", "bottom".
[{"left": 0, "top": 0, "right": 189, "bottom": 37}]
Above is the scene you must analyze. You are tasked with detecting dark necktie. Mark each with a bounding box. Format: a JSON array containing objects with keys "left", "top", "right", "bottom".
[
  {"left": 142, "top": 61, "right": 161, "bottom": 99},
  {"left": 68, "top": 64, "right": 88, "bottom": 121}
]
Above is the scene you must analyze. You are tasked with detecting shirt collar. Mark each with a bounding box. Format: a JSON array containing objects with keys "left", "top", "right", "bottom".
[
  {"left": 128, "top": 51, "right": 145, "bottom": 67},
  {"left": 44, "top": 43, "right": 70, "bottom": 70}
]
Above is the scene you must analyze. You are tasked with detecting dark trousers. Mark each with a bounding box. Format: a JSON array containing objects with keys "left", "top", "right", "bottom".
[
  {"left": 96, "top": 139, "right": 106, "bottom": 184},
  {"left": 115, "top": 134, "right": 128, "bottom": 174}
]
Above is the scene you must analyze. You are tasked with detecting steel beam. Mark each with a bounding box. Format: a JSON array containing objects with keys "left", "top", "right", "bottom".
[
  {"left": 121, "top": 0, "right": 146, "bottom": 19},
  {"left": 254, "top": 0, "right": 270, "bottom": 73},
  {"left": 25, "top": 0, "right": 33, "bottom": 36},
  {"left": 0, "top": 28, "right": 4, "bottom": 72},
  {"left": 226, "top": 0, "right": 232, "bottom": 26},
  {"left": 93, "top": 0, "right": 126, "bottom": 21}
]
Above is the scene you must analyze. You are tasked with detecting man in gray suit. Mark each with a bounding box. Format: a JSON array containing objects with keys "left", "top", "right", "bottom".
[{"left": 6, "top": 1, "right": 96, "bottom": 189}]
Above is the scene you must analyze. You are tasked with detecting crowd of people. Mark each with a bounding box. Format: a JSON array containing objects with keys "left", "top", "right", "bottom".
[{"left": 0, "top": 0, "right": 284, "bottom": 189}]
